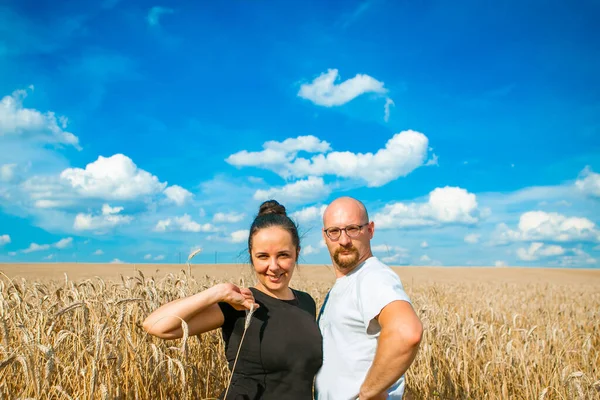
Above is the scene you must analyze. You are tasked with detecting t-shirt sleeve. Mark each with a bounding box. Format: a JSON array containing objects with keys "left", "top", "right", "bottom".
[
  {"left": 357, "top": 268, "right": 412, "bottom": 335},
  {"left": 294, "top": 290, "right": 317, "bottom": 319},
  {"left": 217, "top": 302, "right": 245, "bottom": 341}
]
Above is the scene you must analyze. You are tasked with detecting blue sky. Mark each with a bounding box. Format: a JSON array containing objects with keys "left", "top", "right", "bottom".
[{"left": 1, "top": 0, "right": 599, "bottom": 267}]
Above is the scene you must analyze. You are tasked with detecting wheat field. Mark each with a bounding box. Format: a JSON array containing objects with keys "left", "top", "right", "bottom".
[{"left": 0, "top": 263, "right": 598, "bottom": 399}]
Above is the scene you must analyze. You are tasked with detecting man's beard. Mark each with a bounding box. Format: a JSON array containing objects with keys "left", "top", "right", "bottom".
[{"left": 333, "top": 245, "right": 360, "bottom": 270}]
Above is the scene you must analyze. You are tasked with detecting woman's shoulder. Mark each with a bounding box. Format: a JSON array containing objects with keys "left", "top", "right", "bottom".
[{"left": 290, "top": 288, "right": 316, "bottom": 307}]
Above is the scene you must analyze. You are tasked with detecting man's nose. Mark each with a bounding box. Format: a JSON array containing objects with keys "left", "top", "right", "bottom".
[{"left": 338, "top": 230, "right": 352, "bottom": 245}]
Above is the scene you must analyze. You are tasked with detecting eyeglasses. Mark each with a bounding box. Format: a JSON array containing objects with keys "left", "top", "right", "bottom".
[{"left": 324, "top": 223, "right": 369, "bottom": 240}]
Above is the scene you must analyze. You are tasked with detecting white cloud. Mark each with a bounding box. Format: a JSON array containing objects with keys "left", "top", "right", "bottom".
[
  {"left": 559, "top": 248, "right": 597, "bottom": 267},
  {"left": 0, "top": 87, "right": 81, "bottom": 149},
  {"left": 372, "top": 244, "right": 408, "bottom": 254},
  {"left": 61, "top": 154, "right": 167, "bottom": 200},
  {"left": 144, "top": 253, "right": 152, "bottom": 260},
  {"left": 226, "top": 135, "right": 331, "bottom": 168},
  {"left": 164, "top": 185, "right": 192, "bottom": 206},
  {"left": 0, "top": 164, "right": 17, "bottom": 182},
  {"left": 464, "top": 233, "right": 480, "bottom": 244},
  {"left": 44, "top": 254, "right": 54, "bottom": 260},
  {"left": 494, "top": 211, "right": 599, "bottom": 243},
  {"left": 227, "top": 130, "right": 432, "bottom": 187},
  {"left": 495, "top": 260, "right": 507, "bottom": 267},
  {"left": 374, "top": 186, "right": 480, "bottom": 229},
  {"left": 302, "top": 245, "right": 319, "bottom": 255},
  {"left": 154, "top": 214, "right": 216, "bottom": 233},
  {"left": 297, "top": 69, "right": 387, "bottom": 107},
  {"left": 147, "top": 6, "right": 174, "bottom": 26},
  {"left": 254, "top": 176, "right": 330, "bottom": 205},
  {"left": 0, "top": 234, "right": 10, "bottom": 246},
  {"left": 516, "top": 242, "right": 566, "bottom": 261},
  {"left": 154, "top": 254, "right": 165, "bottom": 261},
  {"left": 74, "top": 204, "right": 133, "bottom": 231},
  {"left": 420, "top": 255, "right": 431, "bottom": 262},
  {"left": 213, "top": 212, "right": 245, "bottom": 223},
  {"left": 8, "top": 252, "right": 17, "bottom": 256},
  {"left": 23, "top": 243, "right": 50, "bottom": 253},
  {"left": 93, "top": 249, "right": 104, "bottom": 255},
  {"left": 110, "top": 258, "right": 125, "bottom": 264},
  {"left": 381, "top": 254, "right": 404, "bottom": 264},
  {"left": 384, "top": 97, "right": 394, "bottom": 122},
  {"left": 54, "top": 237, "right": 73, "bottom": 249},
  {"left": 230, "top": 230, "right": 249, "bottom": 243},
  {"left": 420, "top": 241, "right": 428, "bottom": 248},
  {"left": 291, "top": 205, "right": 327, "bottom": 224},
  {"left": 575, "top": 166, "right": 600, "bottom": 197}
]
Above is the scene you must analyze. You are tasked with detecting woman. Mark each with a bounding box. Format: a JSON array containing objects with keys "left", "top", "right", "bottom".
[{"left": 143, "top": 200, "right": 323, "bottom": 399}]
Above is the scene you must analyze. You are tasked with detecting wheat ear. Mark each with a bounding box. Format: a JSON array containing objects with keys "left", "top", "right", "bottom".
[{"left": 223, "top": 303, "right": 255, "bottom": 400}]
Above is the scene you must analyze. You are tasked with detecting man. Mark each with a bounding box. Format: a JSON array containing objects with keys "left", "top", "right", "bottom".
[{"left": 315, "top": 196, "right": 423, "bottom": 400}]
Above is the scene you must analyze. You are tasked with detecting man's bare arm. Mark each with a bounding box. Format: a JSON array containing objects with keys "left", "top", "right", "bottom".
[{"left": 359, "top": 300, "right": 423, "bottom": 400}]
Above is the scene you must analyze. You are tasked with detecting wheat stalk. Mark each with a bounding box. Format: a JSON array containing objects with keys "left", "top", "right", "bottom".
[{"left": 223, "top": 303, "right": 256, "bottom": 400}]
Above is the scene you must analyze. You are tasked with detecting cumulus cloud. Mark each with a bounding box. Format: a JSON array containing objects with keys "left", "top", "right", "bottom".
[
  {"left": 110, "top": 258, "right": 125, "bottom": 264},
  {"left": 55, "top": 237, "right": 73, "bottom": 249},
  {"left": 297, "top": 69, "right": 387, "bottom": 107},
  {"left": 373, "top": 186, "right": 480, "bottom": 229},
  {"left": 0, "top": 164, "right": 17, "bottom": 182},
  {"left": 61, "top": 154, "right": 167, "bottom": 200},
  {"left": 254, "top": 176, "right": 330, "bottom": 205},
  {"left": 464, "top": 234, "right": 480, "bottom": 244},
  {"left": 230, "top": 229, "right": 249, "bottom": 243},
  {"left": 164, "top": 185, "right": 192, "bottom": 206},
  {"left": 23, "top": 243, "right": 50, "bottom": 253},
  {"left": 302, "top": 245, "right": 319, "bottom": 256},
  {"left": 213, "top": 212, "right": 246, "bottom": 223},
  {"left": 494, "top": 211, "right": 599, "bottom": 243},
  {"left": 495, "top": 260, "right": 507, "bottom": 267},
  {"left": 420, "top": 241, "right": 428, "bottom": 248},
  {"left": 291, "top": 205, "right": 327, "bottom": 223},
  {"left": 154, "top": 214, "right": 216, "bottom": 233},
  {"left": 74, "top": 204, "right": 133, "bottom": 231},
  {"left": 20, "top": 237, "right": 74, "bottom": 253},
  {"left": 0, "top": 234, "right": 11, "bottom": 246},
  {"left": 144, "top": 253, "right": 152, "bottom": 260},
  {"left": 372, "top": 244, "right": 409, "bottom": 254},
  {"left": 147, "top": 6, "right": 174, "bottom": 26},
  {"left": 154, "top": 254, "right": 165, "bottom": 261},
  {"left": 575, "top": 166, "right": 600, "bottom": 198},
  {"left": 516, "top": 242, "right": 566, "bottom": 261},
  {"left": 226, "top": 135, "right": 331, "bottom": 168},
  {"left": 0, "top": 87, "right": 81, "bottom": 149},
  {"left": 559, "top": 248, "right": 597, "bottom": 267},
  {"left": 228, "top": 131, "right": 431, "bottom": 187},
  {"left": 93, "top": 249, "right": 104, "bottom": 255}
]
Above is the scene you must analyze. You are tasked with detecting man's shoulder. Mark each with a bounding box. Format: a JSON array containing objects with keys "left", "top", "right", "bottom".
[
  {"left": 360, "top": 257, "right": 398, "bottom": 276},
  {"left": 357, "top": 257, "right": 404, "bottom": 287}
]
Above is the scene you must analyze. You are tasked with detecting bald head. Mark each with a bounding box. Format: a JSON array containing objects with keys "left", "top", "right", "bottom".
[
  {"left": 322, "top": 196, "right": 374, "bottom": 275},
  {"left": 323, "top": 197, "right": 369, "bottom": 227}
]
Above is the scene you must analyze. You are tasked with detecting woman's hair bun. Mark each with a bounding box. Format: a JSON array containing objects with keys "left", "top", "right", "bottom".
[{"left": 258, "top": 200, "right": 287, "bottom": 217}]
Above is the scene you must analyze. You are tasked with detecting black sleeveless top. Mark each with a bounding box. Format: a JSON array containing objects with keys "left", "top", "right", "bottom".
[{"left": 217, "top": 287, "right": 323, "bottom": 400}]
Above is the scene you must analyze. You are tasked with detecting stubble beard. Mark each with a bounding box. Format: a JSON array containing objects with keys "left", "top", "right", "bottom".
[{"left": 333, "top": 246, "right": 360, "bottom": 270}]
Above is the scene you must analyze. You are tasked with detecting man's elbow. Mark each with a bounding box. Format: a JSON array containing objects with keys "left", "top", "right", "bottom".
[{"left": 405, "top": 319, "right": 423, "bottom": 349}]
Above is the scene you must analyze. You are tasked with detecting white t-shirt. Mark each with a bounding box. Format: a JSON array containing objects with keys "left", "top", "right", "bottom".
[{"left": 315, "top": 256, "right": 412, "bottom": 400}]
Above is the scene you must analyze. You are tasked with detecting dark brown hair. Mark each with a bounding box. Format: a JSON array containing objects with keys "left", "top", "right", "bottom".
[{"left": 248, "top": 200, "right": 300, "bottom": 260}]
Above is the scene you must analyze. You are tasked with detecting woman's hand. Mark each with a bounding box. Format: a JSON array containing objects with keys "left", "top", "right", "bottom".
[{"left": 218, "top": 283, "right": 259, "bottom": 311}]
